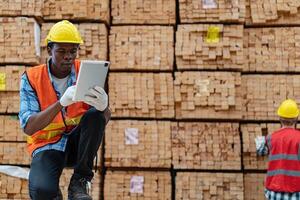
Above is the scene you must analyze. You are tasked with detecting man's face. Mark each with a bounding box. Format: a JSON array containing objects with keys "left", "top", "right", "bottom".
[{"left": 47, "top": 43, "right": 79, "bottom": 74}]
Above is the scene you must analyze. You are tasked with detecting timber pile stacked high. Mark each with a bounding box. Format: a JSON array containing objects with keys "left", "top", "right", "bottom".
[
  {"left": 244, "top": 173, "right": 266, "bottom": 200},
  {"left": 245, "top": 0, "right": 300, "bottom": 25},
  {"left": 109, "top": 73, "right": 174, "bottom": 118},
  {"left": 40, "top": 23, "right": 108, "bottom": 63},
  {"left": 42, "top": 0, "right": 109, "bottom": 23},
  {"left": 244, "top": 27, "right": 300, "bottom": 72},
  {"left": 179, "top": 0, "right": 246, "bottom": 23},
  {"left": 109, "top": 26, "right": 174, "bottom": 71},
  {"left": 242, "top": 75, "right": 300, "bottom": 120},
  {"left": 111, "top": 0, "right": 176, "bottom": 24},
  {"left": 104, "top": 171, "right": 171, "bottom": 200},
  {"left": 176, "top": 24, "right": 244, "bottom": 71},
  {"left": 0, "top": 17, "right": 40, "bottom": 65},
  {"left": 0, "top": 0, "right": 42, "bottom": 17},
  {"left": 175, "top": 172, "right": 244, "bottom": 199},
  {"left": 171, "top": 122, "right": 241, "bottom": 170},
  {"left": 105, "top": 120, "right": 171, "bottom": 168},
  {"left": 174, "top": 71, "right": 242, "bottom": 119}
]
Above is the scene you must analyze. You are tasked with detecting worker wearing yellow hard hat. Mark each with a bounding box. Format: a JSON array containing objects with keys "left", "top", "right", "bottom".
[
  {"left": 19, "top": 20, "right": 110, "bottom": 200},
  {"left": 255, "top": 99, "right": 300, "bottom": 199}
]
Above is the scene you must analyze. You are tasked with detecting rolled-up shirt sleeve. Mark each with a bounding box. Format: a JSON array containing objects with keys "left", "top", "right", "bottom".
[{"left": 19, "top": 73, "right": 40, "bottom": 129}]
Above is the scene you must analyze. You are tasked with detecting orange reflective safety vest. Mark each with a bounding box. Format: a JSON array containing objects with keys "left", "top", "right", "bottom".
[
  {"left": 25, "top": 59, "right": 89, "bottom": 155},
  {"left": 266, "top": 127, "right": 300, "bottom": 192}
]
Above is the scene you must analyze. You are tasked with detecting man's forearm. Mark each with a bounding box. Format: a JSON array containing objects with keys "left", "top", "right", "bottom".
[{"left": 24, "top": 101, "right": 63, "bottom": 136}]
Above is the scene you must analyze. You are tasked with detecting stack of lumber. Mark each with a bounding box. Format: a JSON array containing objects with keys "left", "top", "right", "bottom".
[
  {"left": 176, "top": 24, "right": 244, "bottom": 71},
  {"left": 110, "top": 26, "right": 174, "bottom": 71},
  {"left": 0, "top": 0, "right": 42, "bottom": 17},
  {"left": 0, "top": 66, "right": 25, "bottom": 91},
  {"left": 40, "top": 23, "right": 107, "bottom": 63},
  {"left": 241, "top": 123, "right": 280, "bottom": 169},
  {"left": 111, "top": 0, "right": 176, "bottom": 24},
  {"left": 0, "top": 142, "right": 30, "bottom": 165},
  {"left": 244, "top": 173, "right": 266, "bottom": 200},
  {"left": 0, "top": 17, "right": 40, "bottom": 65},
  {"left": 104, "top": 171, "right": 171, "bottom": 200},
  {"left": 0, "top": 173, "right": 29, "bottom": 200},
  {"left": 245, "top": 0, "right": 300, "bottom": 25},
  {"left": 176, "top": 172, "right": 244, "bottom": 200},
  {"left": 109, "top": 73, "right": 174, "bottom": 118},
  {"left": 0, "top": 116, "right": 25, "bottom": 142},
  {"left": 105, "top": 120, "right": 171, "bottom": 168},
  {"left": 244, "top": 27, "right": 300, "bottom": 72},
  {"left": 172, "top": 122, "right": 241, "bottom": 170},
  {"left": 242, "top": 75, "right": 300, "bottom": 120},
  {"left": 174, "top": 71, "right": 242, "bottom": 119},
  {"left": 179, "top": 0, "right": 246, "bottom": 23},
  {"left": 42, "top": 0, "right": 109, "bottom": 23}
]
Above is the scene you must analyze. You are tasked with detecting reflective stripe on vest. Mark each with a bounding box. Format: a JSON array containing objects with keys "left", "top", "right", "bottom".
[
  {"left": 268, "top": 169, "right": 300, "bottom": 177},
  {"left": 26, "top": 60, "right": 89, "bottom": 155},
  {"left": 268, "top": 154, "right": 300, "bottom": 161}
]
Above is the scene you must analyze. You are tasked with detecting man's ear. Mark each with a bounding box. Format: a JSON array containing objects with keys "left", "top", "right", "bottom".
[{"left": 47, "top": 46, "right": 52, "bottom": 56}]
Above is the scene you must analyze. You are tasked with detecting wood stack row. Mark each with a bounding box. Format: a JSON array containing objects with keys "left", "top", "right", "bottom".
[
  {"left": 244, "top": 173, "right": 265, "bottom": 200},
  {"left": 244, "top": 27, "right": 300, "bottom": 72},
  {"left": 0, "top": 168, "right": 101, "bottom": 200},
  {"left": 171, "top": 122, "right": 241, "bottom": 170},
  {"left": 42, "top": 0, "right": 109, "bottom": 23},
  {"left": 104, "top": 171, "right": 171, "bottom": 200},
  {"left": 0, "top": 116, "right": 25, "bottom": 142},
  {"left": 245, "top": 0, "right": 300, "bottom": 25},
  {"left": 109, "top": 73, "right": 174, "bottom": 118},
  {"left": 0, "top": 92, "right": 20, "bottom": 113},
  {"left": 105, "top": 120, "right": 171, "bottom": 168},
  {"left": 174, "top": 71, "right": 242, "bottom": 119},
  {"left": 0, "top": 142, "right": 30, "bottom": 165},
  {"left": 179, "top": 0, "right": 246, "bottom": 23},
  {"left": 176, "top": 24, "right": 244, "bottom": 70},
  {"left": 0, "top": 0, "right": 42, "bottom": 17},
  {"left": 0, "top": 173, "right": 29, "bottom": 200},
  {"left": 109, "top": 26, "right": 174, "bottom": 71},
  {"left": 0, "top": 17, "right": 40, "bottom": 65},
  {"left": 241, "top": 123, "right": 280, "bottom": 170},
  {"left": 111, "top": 0, "right": 176, "bottom": 24},
  {"left": 41, "top": 23, "right": 108, "bottom": 63},
  {"left": 59, "top": 169, "right": 101, "bottom": 200},
  {"left": 176, "top": 172, "right": 244, "bottom": 200},
  {"left": 0, "top": 66, "right": 25, "bottom": 91},
  {"left": 242, "top": 75, "right": 300, "bottom": 120}
]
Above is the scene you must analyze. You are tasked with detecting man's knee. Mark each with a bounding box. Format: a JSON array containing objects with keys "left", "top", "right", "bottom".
[
  {"left": 29, "top": 183, "right": 57, "bottom": 200},
  {"left": 82, "top": 108, "right": 106, "bottom": 125}
]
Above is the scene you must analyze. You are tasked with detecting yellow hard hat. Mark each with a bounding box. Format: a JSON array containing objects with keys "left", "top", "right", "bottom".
[
  {"left": 277, "top": 99, "right": 299, "bottom": 118},
  {"left": 45, "top": 20, "right": 83, "bottom": 45}
]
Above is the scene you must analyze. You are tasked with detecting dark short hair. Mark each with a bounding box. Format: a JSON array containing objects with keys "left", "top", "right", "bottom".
[
  {"left": 47, "top": 42, "right": 54, "bottom": 49},
  {"left": 280, "top": 117, "right": 298, "bottom": 126}
]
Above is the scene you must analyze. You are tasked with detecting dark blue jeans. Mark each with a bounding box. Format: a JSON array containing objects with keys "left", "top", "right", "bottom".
[{"left": 28, "top": 108, "right": 107, "bottom": 200}]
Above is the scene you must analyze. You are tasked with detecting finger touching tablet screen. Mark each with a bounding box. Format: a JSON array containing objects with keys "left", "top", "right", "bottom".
[{"left": 73, "top": 60, "right": 109, "bottom": 101}]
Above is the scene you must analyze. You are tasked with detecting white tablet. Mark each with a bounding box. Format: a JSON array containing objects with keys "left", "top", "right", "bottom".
[{"left": 73, "top": 60, "right": 109, "bottom": 101}]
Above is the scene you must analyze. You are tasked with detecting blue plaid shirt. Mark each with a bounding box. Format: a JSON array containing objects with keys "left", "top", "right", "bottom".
[
  {"left": 19, "top": 59, "right": 76, "bottom": 157},
  {"left": 257, "top": 136, "right": 300, "bottom": 200}
]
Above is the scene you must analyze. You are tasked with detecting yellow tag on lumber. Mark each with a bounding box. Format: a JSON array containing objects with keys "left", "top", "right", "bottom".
[
  {"left": 0, "top": 73, "right": 6, "bottom": 91},
  {"left": 205, "top": 26, "right": 220, "bottom": 43}
]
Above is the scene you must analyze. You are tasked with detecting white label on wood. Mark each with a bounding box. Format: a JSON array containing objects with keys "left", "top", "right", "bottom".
[
  {"left": 125, "top": 128, "right": 139, "bottom": 145},
  {"left": 202, "top": 0, "right": 217, "bottom": 9},
  {"left": 130, "top": 176, "right": 144, "bottom": 194},
  {"left": 195, "top": 79, "right": 210, "bottom": 97}
]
